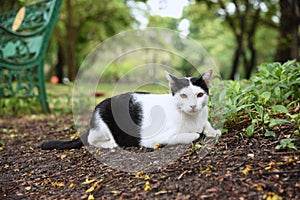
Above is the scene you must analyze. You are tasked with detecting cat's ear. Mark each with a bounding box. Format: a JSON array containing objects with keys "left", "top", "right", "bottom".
[
  {"left": 166, "top": 72, "right": 189, "bottom": 95},
  {"left": 201, "top": 69, "right": 213, "bottom": 88},
  {"left": 165, "top": 72, "right": 178, "bottom": 88}
]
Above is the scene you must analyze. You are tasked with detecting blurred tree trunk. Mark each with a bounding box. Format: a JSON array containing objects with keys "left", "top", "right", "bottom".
[
  {"left": 48, "top": 0, "right": 135, "bottom": 83},
  {"left": 215, "top": 0, "right": 261, "bottom": 80},
  {"left": 55, "top": 44, "right": 65, "bottom": 84},
  {"left": 244, "top": 7, "right": 260, "bottom": 79},
  {"left": 66, "top": 0, "right": 77, "bottom": 81},
  {"left": 275, "top": 0, "right": 300, "bottom": 62},
  {"left": 218, "top": 0, "right": 246, "bottom": 80},
  {"left": 231, "top": 35, "right": 244, "bottom": 80}
]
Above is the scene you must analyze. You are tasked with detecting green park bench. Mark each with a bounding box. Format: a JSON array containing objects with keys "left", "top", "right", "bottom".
[{"left": 0, "top": 0, "right": 63, "bottom": 113}]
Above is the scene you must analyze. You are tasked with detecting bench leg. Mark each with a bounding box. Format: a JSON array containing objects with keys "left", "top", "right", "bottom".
[
  {"left": 39, "top": 82, "right": 50, "bottom": 113},
  {"left": 37, "top": 63, "right": 50, "bottom": 113}
]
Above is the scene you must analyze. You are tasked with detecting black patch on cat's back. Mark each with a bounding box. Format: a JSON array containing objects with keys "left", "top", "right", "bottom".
[
  {"left": 190, "top": 77, "right": 209, "bottom": 95},
  {"left": 91, "top": 92, "right": 143, "bottom": 147}
]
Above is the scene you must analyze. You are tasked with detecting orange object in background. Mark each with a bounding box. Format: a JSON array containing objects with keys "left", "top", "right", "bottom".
[{"left": 51, "top": 76, "right": 59, "bottom": 84}]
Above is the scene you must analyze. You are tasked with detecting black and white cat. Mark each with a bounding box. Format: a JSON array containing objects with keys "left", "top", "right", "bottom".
[{"left": 40, "top": 70, "right": 221, "bottom": 150}]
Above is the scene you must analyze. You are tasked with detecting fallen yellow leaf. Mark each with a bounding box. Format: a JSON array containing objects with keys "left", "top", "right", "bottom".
[
  {"left": 242, "top": 165, "right": 253, "bottom": 175},
  {"left": 88, "top": 194, "right": 95, "bottom": 200},
  {"left": 144, "top": 181, "right": 151, "bottom": 191},
  {"left": 135, "top": 171, "right": 144, "bottom": 178},
  {"left": 253, "top": 184, "right": 263, "bottom": 191},
  {"left": 56, "top": 183, "right": 65, "bottom": 187},
  {"left": 144, "top": 175, "right": 150, "bottom": 181},
  {"left": 263, "top": 192, "right": 283, "bottom": 200},
  {"left": 264, "top": 161, "right": 284, "bottom": 171},
  {"left": 51, "top": 182, "right": 65, "bottom": 187},
  {"left": 70, "top": 132, "right": 80, "bottom": 140},
  {"left": 69, "top": 183, "right": 76, "bottom": 188},
  {"left": 111, "top": 190, "right": 120, "bottom": 195},
  {"left": 42, "top": 178, "right": 51, "bottom": 186},
  {"left": 86, "top": 185, "right": 95, "bottom": 193},
  {"left": 287, "top": 157, "right": 294, "bottom": 163},
  {"left": 153, "top": 144, "right": 162, "bottom": 150},
  {"left": 276, "top": 162, "right": 284, "bottom": 166},
  {"left": 85, "top": 182, "right": 99, "bottom": 193},
  {"left": 25, "top": 186, "right": 31, "bottom": 191},
  {"left": 82, "top": 179, "right": 96, "bottom": 185},
  {"left": 200, "top": 165, "right": 215, "bottom": 173},
  {"left": 264, "top": 166, "right": 272, "bottom": 170}
]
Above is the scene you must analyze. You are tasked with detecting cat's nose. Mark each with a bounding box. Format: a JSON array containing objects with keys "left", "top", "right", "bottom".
[{"left": 190, "top": 105, "right": 196, "bottom": 109}]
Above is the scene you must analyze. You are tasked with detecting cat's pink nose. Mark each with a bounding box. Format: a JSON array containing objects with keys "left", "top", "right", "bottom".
[{"left": 190, "top": 105, "right": 196, "bottom": 109}]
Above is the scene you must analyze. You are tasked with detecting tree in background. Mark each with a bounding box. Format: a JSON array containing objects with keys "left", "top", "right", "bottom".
[
  {"left": 0, "top": 0, "right": 136, "bottom": 82},
  {"left": 49, "top": 0, "right": 135, "bottom": 82},
  {"left": 191, "top": 0, "right": 281, "bottom": 79},
  {"left": 182, "top": 3, "right": 234, "bottom": 78},
  {"left": 275, "top": 0, "right": 300, "bottom": 62}
]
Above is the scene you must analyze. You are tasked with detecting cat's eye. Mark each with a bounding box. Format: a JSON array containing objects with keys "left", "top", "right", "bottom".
[
  {"left": 197, "top": 93, "right": 204, "bottom": 98},
  {"left": 180, "top": 94, "right": 188, "bottom": 99}
]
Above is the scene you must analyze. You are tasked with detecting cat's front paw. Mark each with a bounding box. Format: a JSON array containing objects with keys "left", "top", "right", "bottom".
[
  {"left": 215, "top": 129, "right": 221, "bottom": 137},
  {"left": 205, "top": 129, "right": 221, "bottom": 137}
]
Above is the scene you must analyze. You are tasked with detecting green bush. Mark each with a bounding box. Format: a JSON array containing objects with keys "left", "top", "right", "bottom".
[
  {"left": 220, "top": 60, "right": 299, "bottom": 150},
  {"left": 0, "top": 97, "right": 42, "bottom": 117},
  {"left": 0, "top": 84, "right": 73, "bottom": 117}
]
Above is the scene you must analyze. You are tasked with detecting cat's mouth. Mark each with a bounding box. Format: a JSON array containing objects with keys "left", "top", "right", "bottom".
[{"left": 187, "top": 109, "right": 199, "bottom": 114}]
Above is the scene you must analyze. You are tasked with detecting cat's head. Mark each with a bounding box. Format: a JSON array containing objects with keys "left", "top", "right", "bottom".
[{"left": 166, "top": 70, "right": 212, "bottom": 115}]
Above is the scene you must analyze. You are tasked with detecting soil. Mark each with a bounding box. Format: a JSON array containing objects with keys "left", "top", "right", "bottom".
[{"left": 0, "top": 114, "right": 299, "bottom": 200}]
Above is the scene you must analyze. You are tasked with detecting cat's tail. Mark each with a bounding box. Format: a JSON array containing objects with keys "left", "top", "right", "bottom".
[{"left": 40, "top": 131, "right": 88, "bottom": 150}]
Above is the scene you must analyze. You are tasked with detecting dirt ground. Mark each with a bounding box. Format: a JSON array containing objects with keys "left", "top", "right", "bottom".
[{"left": 1, "top": 114, "right": 299, "bottom": 200}]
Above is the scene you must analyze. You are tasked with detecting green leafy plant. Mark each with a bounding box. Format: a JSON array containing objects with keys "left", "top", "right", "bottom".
[
  {"left": 275, "top": 138, "right": 298, "bottom": 151},
  {"left": 0, "top": 83, "right": 74, "bottom": 117},
  {"left": 0, "top": 97, "right": 42, "bottom": 117},
  {"left": 219, "top": 61, "right": 299, "bottom": 150}
]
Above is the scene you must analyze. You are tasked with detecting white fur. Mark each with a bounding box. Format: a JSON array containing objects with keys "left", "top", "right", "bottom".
[
  {"left": 137, "top": 85, "right": 220, "bottom": 148},
  {"left": 88, "top": 108, "right": 118, "bottom": 148}
]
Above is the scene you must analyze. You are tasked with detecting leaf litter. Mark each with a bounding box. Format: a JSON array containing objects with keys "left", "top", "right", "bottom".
[{"left": 0, "top": 114, "right": 299, "bottom": 199}]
